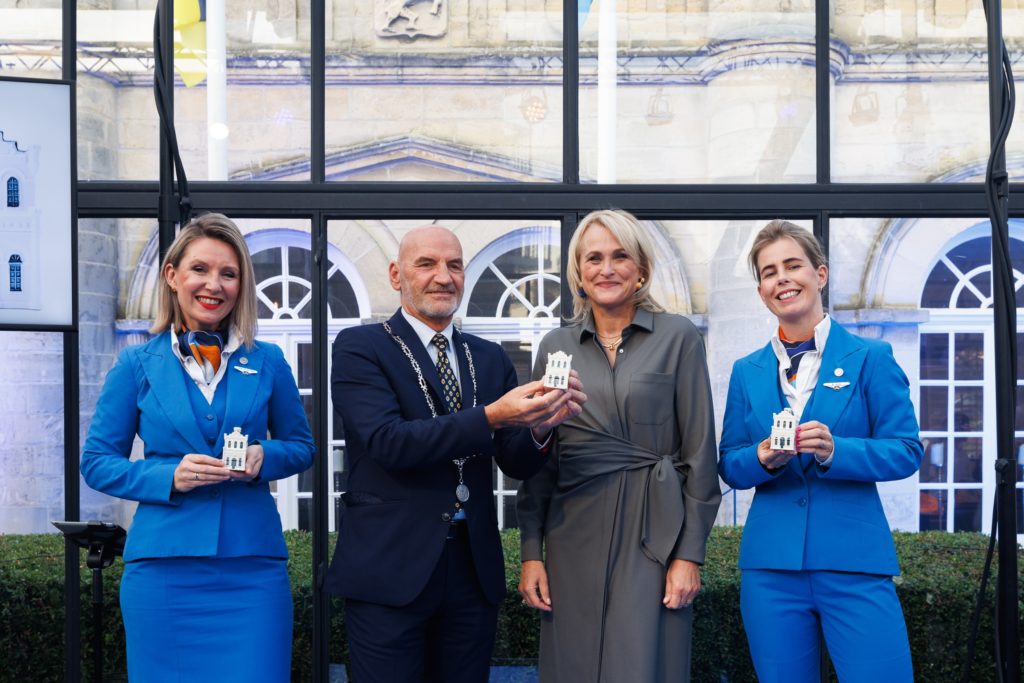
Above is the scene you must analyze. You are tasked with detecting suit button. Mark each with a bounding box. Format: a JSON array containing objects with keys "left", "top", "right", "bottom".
[
  {"left": 206, "top": 414, "right": 215, "bottom": 421},
  {"left": 797, "top": 497, "right": 807, "bottom": 507},
  {"left": 441, "top": 512, "right": 452, "bottom": 522},
  {"left": 207, "top": 437, "right": 216, "bottom": 444}
]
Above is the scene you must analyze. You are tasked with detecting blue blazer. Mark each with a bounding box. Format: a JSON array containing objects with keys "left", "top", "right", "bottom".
[
  {"left": 324, "top": 310, "right": 546, "bottom": 607},
  {"left": 81, "top": 332, "right": 315, "bottom": 562},
  {"left": 718, "top": 322, "right": 922, "bottom": 576}
]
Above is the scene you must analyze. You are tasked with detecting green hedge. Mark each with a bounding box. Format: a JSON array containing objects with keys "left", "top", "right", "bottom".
[{"left": 1, "top": 528, "right": 1020, "bottom": 682}]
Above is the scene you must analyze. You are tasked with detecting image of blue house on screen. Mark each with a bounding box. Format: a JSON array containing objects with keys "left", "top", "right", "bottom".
[{"left": 0, "top": 129, "right": 40, "bottom": 311}]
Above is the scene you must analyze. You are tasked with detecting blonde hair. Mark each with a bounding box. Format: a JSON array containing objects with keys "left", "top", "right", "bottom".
[
  {"left": 151, "top": 213, "right": 258, "bottom": 348},
  {"left": 748, "top": 220, "right": 828, "bottom": 283},
  {"left": 566, "top": 209, "right": 664, "bottom": 323}
]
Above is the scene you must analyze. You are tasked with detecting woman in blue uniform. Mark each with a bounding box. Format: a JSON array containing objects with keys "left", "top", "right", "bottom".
[
  {"left": 718, "top": 220, "right": 922, "bottom": 682},
  {"left": 81, "top": 213, "right": 315, "bottom": 681}
]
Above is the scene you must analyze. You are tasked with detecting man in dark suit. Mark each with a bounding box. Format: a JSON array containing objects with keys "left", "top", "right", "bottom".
[{"left": 325, "top": 225, "right": 584, "bottom": 683}]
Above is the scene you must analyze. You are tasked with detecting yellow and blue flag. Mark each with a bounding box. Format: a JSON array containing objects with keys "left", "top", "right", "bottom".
[{"left": 174, "top": 0, "right": 207, "bottom": 87}]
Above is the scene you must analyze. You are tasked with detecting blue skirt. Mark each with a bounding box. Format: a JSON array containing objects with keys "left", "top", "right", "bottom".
[{"left": 120, "top": 556, "right": 293, "bottom": 682}]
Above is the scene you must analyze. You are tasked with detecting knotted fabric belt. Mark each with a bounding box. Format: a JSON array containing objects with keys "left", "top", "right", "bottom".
[{"left": 558, "top": 425, "right": 685, "bottom": 566}]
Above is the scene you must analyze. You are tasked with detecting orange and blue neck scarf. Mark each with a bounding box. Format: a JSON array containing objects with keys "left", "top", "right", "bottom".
[
  {"left": 778, "top": 327, "right": 816, "bottom": 386},
  {"left": 177, "top": 328, "right": 225, "bottom": 376}
]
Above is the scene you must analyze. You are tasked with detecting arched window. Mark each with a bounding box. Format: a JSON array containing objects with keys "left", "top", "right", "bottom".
[
  {"left": 917, "top": 231, "right": 1024, "bottom": 537},
  {"left": 245, "top": 229, "right": 370, "bottom": 532},
  {"left": 460, "top": 225, "right": 561, "bottom": 529},
  {"left": 8, "top": 254, "right": 22, "bottom": 292},
  {"left": 6, "top": 177, "right": 19, "bottom": 208}
]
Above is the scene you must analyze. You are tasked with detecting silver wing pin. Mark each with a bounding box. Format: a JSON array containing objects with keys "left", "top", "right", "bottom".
[
  {"left": 233, "top": 365, "right": 258, "bottom": 375},
  {"left": 823, "top": 381, "right": 850, "bottom": 391}
]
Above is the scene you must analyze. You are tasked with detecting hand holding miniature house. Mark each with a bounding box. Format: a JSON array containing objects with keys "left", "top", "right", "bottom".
[
  {"left": 770, "top": 408, "right": 797, "bottom": 452},
  {"left": 222, "top": 426, "right": 249, "bottom": 471},
  {"left": 542, "top": 351, "right": 572, "bottom": 390}
]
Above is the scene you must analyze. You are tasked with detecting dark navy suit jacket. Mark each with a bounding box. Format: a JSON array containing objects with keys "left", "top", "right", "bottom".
[
  {"left": 324, "top": 310, "right": 546, "bottom": 606},
  {"left": 718, "top": 322, "right": 922, "bottom": 576}
]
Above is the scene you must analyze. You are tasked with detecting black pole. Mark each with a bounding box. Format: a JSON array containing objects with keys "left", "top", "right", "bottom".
[
  {"left": 984, "top": 0, "right": 1019, "bottom": 679},
  {"left": 62, "top": 0, "right": 82, "bottom": 680},
  {"left": 311, "top": 212, "right": 331, "bottom": 683},
  {"left": 90, "top": 569, "right": 103, "bottom": 683},
  {"left": 157, "top": 0, "right": 177, "bottom": 260}
]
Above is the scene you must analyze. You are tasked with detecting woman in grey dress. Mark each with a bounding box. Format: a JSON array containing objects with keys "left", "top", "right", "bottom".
[{"left": 517, "top": 209, "right": 721, "bottom": 682}]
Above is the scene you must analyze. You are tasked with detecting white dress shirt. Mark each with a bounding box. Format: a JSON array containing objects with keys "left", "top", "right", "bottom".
[{"left": 769, "top": 315, "right": 834, "bottom": 467}]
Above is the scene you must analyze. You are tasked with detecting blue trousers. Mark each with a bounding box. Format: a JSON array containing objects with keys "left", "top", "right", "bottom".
[{"left": 740, "top": 569, "right": 913, "bottom": 683}]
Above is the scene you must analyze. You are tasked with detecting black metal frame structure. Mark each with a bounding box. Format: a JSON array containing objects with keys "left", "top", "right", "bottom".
[{"left": 51, "top": 0, "right": 1022, "bottom": 680}]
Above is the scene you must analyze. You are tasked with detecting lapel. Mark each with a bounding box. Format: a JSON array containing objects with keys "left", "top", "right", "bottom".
[
  {"left": 453, "top": 327, "right": 475, "bottom": 410},
  {"left": 803, "top": 322, "right": 865, "bottom": 431},
  {"left": 221, "top": 342, "right": 266, "bottom": 440},
  {"left": 387, "top": 310, "right": 447, "bottom": 413},
  {"left": 139, "top": 332, "right": 210, "bottom": 455},
  {"left": 746, "top": 342, "right": 787, "bottom": 432}
]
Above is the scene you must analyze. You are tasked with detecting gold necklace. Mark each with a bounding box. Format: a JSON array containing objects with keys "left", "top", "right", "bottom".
[{"left": 595, "top": 333, "right": 622, "bottom": 350}]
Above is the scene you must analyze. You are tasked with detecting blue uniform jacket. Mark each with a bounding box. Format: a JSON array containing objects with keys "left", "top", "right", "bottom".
[
  {"left": 718, "top": 322, "right": 922, "bottom": 576},
  {"left": 81, "top": 332, "right": 315, "bottom": 562},
  {"left": 324, "top": 310, "right": 546, "bottom": 607}
]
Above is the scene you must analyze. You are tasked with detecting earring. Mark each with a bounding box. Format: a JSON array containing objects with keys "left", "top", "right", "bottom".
[
  {"left": 578, "top": 287, "right": 587, "bottom": 299},
  {"left": 635, "top": 277, "right": 645, "bottom": 291}
]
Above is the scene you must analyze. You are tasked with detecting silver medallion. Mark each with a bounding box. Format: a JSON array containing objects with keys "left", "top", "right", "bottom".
[{"left": 456, "top": 484, "right": 470, "bottom": 502}]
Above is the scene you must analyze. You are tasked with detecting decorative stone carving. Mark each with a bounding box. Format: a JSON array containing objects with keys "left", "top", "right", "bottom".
[{"left": 376, "top": 0, "right": 447, "bottom": 39}]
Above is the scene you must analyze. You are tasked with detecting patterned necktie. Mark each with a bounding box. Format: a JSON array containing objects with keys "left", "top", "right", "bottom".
[{"left": 432, "top": 333, "right": 462, "bottom": 413}]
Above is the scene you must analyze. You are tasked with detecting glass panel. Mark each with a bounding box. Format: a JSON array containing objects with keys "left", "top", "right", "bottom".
[
  {"left": 297, "top": 343, "right": 313, "bottom": 389},
  {"left": 325, "top": 2, "right": 562, "bottom": 182},
  {"left": 261, "top": 282, "right": 284, "bottom": 316},
  {"left": 919, "top": 437, "right": 947, "bottom": 484},
  {"left": 1016, "top": 438, "right": 1024, "bottom": 483},
  {"left": 1009, "top": 1, "right": 1024, "bottom": 180},
  {"left": 952, "top": 438, "right": 983, "bottom": 483},
  {"left": 832, "top": 1, "right": 992, "bottom": 182},
  {"left": 502, "top": 495, "right": 518, "bottom": 530},
  {"left": 327, "top": 269, "right": 359, "bottom": 320},
  {"left": 173, "top": 0, "right": 310, "bottom": 180},
  {"left": 1018, "top": 334, "right": 1024, "bottom": 381},
  {"left": 1017, "top": 489, "right": 1024, "bottom": 534},
  {"left": 578, "top": 1, "right": 815, "bottom": 183},
  {"left": 953, "top": 489, "right": 982, "bottom": 533},
  {"left": 919, "top": 386, "right": 948, "bottom": 432},
  {"left": 501, "top": 341, "right": 534, "bottom": 389},
  {"left": 3, "top": 6, "right": 62, "bottom": 80},
  {"left": 953, "top": 333, "right": 983, "bottom": 380},
  {"left": 252, "top": 247, "right": 283, "bottom": 287},
  {"left": 919, "top": 489, "right": 947, "bottom": 531},
  {"left": 921, "top": 260, "right": 959, "bottom": 309},
  {"left": 332, "top": 447, "right": 348, "bottom": 493},
  {"left": 301, "top": 394, "right": 314, "bottom": 451},
  {"left": 920, "top": 333, "right": 949, "bottom": 380},
  {"left": 74, "top": 3, "right": 158, "bottom": 179},
  {"left": 298, "top": 498, "right": 312, "bottom": 531},
  {"left": 1017, "top": 386, "right": 1024, "bottom": 431},
  {"left": 953, "top": 387, "right": 983, "bottom": 432}
]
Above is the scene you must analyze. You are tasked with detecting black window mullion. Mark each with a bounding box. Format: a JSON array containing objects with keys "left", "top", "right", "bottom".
[
  {"left": 312, "top": 0, "right": 326, "bottom": 185},
  {"left": 816, "top": 0, "right": 831, "bottom": 184},
  {"left": 563, "top": 0, "right": 579, "bottom": 184},
  {"left": 310, "top": 210, "right": 330, "bottom": 683}
]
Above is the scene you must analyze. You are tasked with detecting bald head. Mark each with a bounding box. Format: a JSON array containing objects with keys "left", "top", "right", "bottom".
[{"left": 389, "top": 225, "right": 465, "bottom": 331}]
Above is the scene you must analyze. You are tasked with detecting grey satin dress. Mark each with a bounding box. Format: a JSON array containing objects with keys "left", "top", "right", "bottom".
[{"left": 517, "top": 309, "right": 722, "bottom": 682}]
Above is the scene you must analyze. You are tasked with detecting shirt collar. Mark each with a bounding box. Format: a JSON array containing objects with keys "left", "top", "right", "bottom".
[
  {"left": 170, "top": 326, "right": 242, "bottom": 360},
  {"left": 400, "top": 307, "right": 456, "bottom": 350},
  {"left": 579, "top": 307, "right": 655, "bottom": 342},
  {"left": 770, "top": 314, "right": 831, "bottom": 367}
]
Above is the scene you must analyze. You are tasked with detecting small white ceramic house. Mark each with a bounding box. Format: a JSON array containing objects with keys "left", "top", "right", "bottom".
[
  {"left": 222, "top": 426, "right": 249, "bottom": 471},
  {"left": 542, "top": 351, "right": 572, "bottom": 390},
  {"left": 770, "top": 408, "right": 797, "bottom": 452}
]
